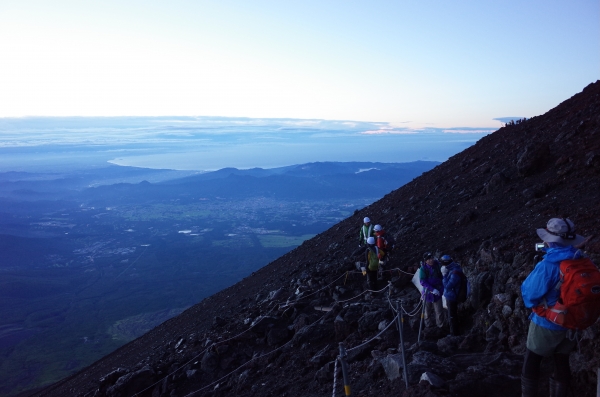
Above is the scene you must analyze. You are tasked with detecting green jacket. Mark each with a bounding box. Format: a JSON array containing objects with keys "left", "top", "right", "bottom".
[
  {"left": 359, "top": 224, "right": 374, "bottom": 244},
  {"left": 365, "top": 246, "right": 380, "bottom": 271}
]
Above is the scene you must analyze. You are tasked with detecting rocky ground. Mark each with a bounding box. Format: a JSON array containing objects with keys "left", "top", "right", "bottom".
[{"left": 30, "top": 80, "right": 600, "bottom": 397}]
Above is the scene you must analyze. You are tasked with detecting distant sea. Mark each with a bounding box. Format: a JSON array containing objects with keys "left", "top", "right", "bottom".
[{"left": 0, "top": 116, "right": 496, "bottom": 172}]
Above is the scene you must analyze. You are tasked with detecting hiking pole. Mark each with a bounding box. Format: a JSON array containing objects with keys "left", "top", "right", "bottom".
[
  {"left": 396, "top": 301, "right": 409, "bottom": 389},
  {"left": 418, "top": 297, "right": 425, "bottom": 343},
  {"left": 338, "top": 343, "right": 352, "bottom": 396}
]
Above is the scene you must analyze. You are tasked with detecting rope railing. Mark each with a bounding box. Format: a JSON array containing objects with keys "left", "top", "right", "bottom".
[
  {"left": 346, "top": 312, "right": 400, "bottom": 353},
  {"left": 133, "top": 264, "right": 420, "bottom": 397},
  {"left": 132, "top": 309, "right": 284, "bottom": 396},
  {"left": 183, "top": 274, "right": 408, "bottom": 396},
  {"left": 182, "top": 312, "right": 328, "bottom": 396}
]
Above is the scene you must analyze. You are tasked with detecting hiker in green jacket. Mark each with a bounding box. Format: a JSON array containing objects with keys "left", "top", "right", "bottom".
[
  {"left": 364, "top": 237, "right": 380, "bottom": 290},
  {"left": 359, "top": 217, "right": 374, "bottom": 246}
]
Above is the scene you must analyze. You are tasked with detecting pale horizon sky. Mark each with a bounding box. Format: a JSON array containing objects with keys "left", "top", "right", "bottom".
[{"left": 1, "top": 1, "right": 598, "bottom": 128}]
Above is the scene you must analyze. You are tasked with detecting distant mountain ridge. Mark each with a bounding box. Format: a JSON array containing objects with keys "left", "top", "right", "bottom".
[{"left": 78, "top": 161, "right": 440, "bottom": 203}]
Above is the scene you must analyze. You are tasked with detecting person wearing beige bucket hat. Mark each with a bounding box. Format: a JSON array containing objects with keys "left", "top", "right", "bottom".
[
  {"left": 521, "top": 217, "right": 589, "bottom": 397},
  {"left": 536, "top": 218, "right": 586, "bottom": 248}
]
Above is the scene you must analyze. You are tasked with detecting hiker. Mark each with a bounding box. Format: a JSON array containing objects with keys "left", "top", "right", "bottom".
[
  {"left": 364, "top": 237, "right": 380, "bottom": 290},
  {"left": 420, "top": 252, "right": 445, "bottom": 328},
  {"left": 520, "top": 218, "right": 588, "bottom": 397},
  {"left": 441, "top": 255, "right": 463, "bottom": 336},
  {"left": 373, "top": 224, "right": 389, "bottom": 280},
  {"left": 359, "top": 217, "right": 374, "bottom": 246},
  {"left": 374, "top": 224, "right": 389, "bottom": 258}
]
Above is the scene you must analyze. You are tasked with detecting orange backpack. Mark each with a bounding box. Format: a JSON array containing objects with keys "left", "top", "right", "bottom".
[{"left": 532, "top": 258, "right": 600, "bottom": 330}]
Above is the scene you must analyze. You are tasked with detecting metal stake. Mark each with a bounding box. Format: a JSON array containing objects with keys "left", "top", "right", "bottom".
[
  {"left": 396, "top": 301, "right": 409, "bottom": 389},
  {"left": 596, "top": 367, "right": 600, "bottom": 397},
  {"left": 418, "top": 297, "right": 425, "bottom": 343},
  {"left": 338, "top": 343, "right": 352, "bottom": 396}
]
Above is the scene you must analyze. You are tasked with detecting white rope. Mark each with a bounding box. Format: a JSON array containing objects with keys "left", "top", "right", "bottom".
[
  {"left": 346, "top": 312, "right": 400, "bottom": 353},
  {"left": 182, "top": 339, "right": 294, "bottom": 396},
  {"left": 337, "top": 284, "right": 390, "bottom": 304},
  {"left": 332, "top": 357, "right": 339, "bottom": 397},
  {"left": 347, "top": 266, "right": 413, "bottom": 276},
  {"left": 182, "top": 313, "right": 327, "bottom": 396},
  {"left": 132, "top": 312, "right": 277, "bottom": 396},
  {"left": 293, "top": 273, "right": 348, "bottom": 302},
  {"left": 402, "top": 300, "right": 423, "bottom": 317},
  {"left": 135, "top": 264, "right": 414, "bottom": 396}
]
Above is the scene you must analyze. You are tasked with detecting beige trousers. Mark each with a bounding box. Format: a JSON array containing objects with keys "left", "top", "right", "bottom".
[{"left": 424, "top": 299, "right": 445, "bottom": 328}]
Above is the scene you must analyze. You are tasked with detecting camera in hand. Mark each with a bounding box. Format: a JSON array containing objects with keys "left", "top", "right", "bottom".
[{"left": 535, "top": 242, "right": 545, "bottom": 251}]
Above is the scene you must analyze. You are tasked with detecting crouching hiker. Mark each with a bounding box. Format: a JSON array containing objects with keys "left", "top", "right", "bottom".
[
  {"left": 364, "top": 237, "right": 380, "bottom": 290},
  {"left": 440, "top": 255, "right": 464, "bottom": 336},
  {"left": 420, "top": 252, "right": 445, "bottom": 328},
  {"left": 521, "top": 217, "right": 596, "bottom": 397}
]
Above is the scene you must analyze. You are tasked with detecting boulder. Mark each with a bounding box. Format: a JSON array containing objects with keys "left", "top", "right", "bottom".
[
  {"left": 291, "top": 322, "right": 333, "bottom": 346},
  {"left": 314, "top": 361, "right": 335, "bottom": 383},
  {"left": 484, "top": 172, "right": 509, "bottom": 194},
  {"left": 267, "top": 325, "right": 289, "bottom": 346},
  {"left": 358, "top": 310, "right": 388, "bottom": 334},
  {"left": 106, "top": 365, "right": 155, "bottom": 397},
  {"left": 516, "top": 144, "right": 550, "bottom": 176},
  {"left": 201, "top": 350, "right": 219, "bottom": 373},
  {"left": 251, "top": 316, "right": 280, "bottom": 334},
  {"left": 334, "top": 315, "right": 351, "bottom": 341},
  {"left": 98, "top": 368, "right": 128, "bottom": 393},
  {"left": 309, "top": 344, "right": 332, "bottom": 367},
  {"left": 420, "top": 371, "right": 446, "bottom": 388}
]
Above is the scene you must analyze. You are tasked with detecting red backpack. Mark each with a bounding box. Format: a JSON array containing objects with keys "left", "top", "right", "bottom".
[{"left": 533, "top": 258, "right": 600, "bottom": 330}]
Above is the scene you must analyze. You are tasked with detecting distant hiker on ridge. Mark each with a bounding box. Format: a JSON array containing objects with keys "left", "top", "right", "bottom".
[
  {"left": 520, "top": 218, "right": 596, "bottom": 397},
  {"left": 359, "top": 217, "right": 374, "bottom": 247},
  {"left": 420, "top": 252, "right": 445, "bottom": 329}
]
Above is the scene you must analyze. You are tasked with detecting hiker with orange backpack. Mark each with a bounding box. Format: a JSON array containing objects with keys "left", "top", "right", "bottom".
[
  {"left": 374, "top": 224, "right": 394, "bottom": 260},
  {"left": 520, "top": 218, "right": 598, "bottom": 397}
]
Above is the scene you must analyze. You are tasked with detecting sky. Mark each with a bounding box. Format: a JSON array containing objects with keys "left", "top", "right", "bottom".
[{"left": 0, "top": 1, "right": 598, "bottom": 128}]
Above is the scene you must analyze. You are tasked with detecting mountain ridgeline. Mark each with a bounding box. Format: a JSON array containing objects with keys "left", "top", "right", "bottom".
[{"left": 34, "top": 81, "right": 600, "bottom": 397}]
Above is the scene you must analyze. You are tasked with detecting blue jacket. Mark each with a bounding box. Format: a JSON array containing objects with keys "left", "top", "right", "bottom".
[
  {"left": 442, "top": 262, "right": 463, "bottom": 302},
  {"left": 420, "top": 261, "right": 444, "bottom": 303},
  {"left": 521, "top": 245, "right": 582, "bottom": 331}
]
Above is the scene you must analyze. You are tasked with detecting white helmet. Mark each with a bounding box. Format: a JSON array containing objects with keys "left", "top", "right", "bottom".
[
  {"left": 374, "top": 224, "right": 382, "bottom": 232},
  {"left": 364, "top": 217, "right": 371, "bottom": 223},
  {"left": 367, "top": 237, "right": 375, "bottom": 245}
]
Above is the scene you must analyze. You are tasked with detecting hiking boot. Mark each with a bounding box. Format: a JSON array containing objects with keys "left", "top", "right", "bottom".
[
  {"left": 549, "top": 377, "right": 568, "bottom": 397},
  {"left": 521, "top": 375, "right": 538, "bottom": 397}
]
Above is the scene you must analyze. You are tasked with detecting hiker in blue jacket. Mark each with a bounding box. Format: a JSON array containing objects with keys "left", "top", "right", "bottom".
[
  {"left": 520, "top": 218, "right": 587, "bottom": 397},
  {"left": 420, "top": 252, "right": 445, "bottom": 328},
  {"left": 441, "top": 255, "right": 463, "bottom": 336}
]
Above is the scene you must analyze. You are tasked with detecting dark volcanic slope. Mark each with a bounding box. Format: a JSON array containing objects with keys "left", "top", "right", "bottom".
[{"left": 34, "top": 81, "right": 600, "bottom": 397}]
